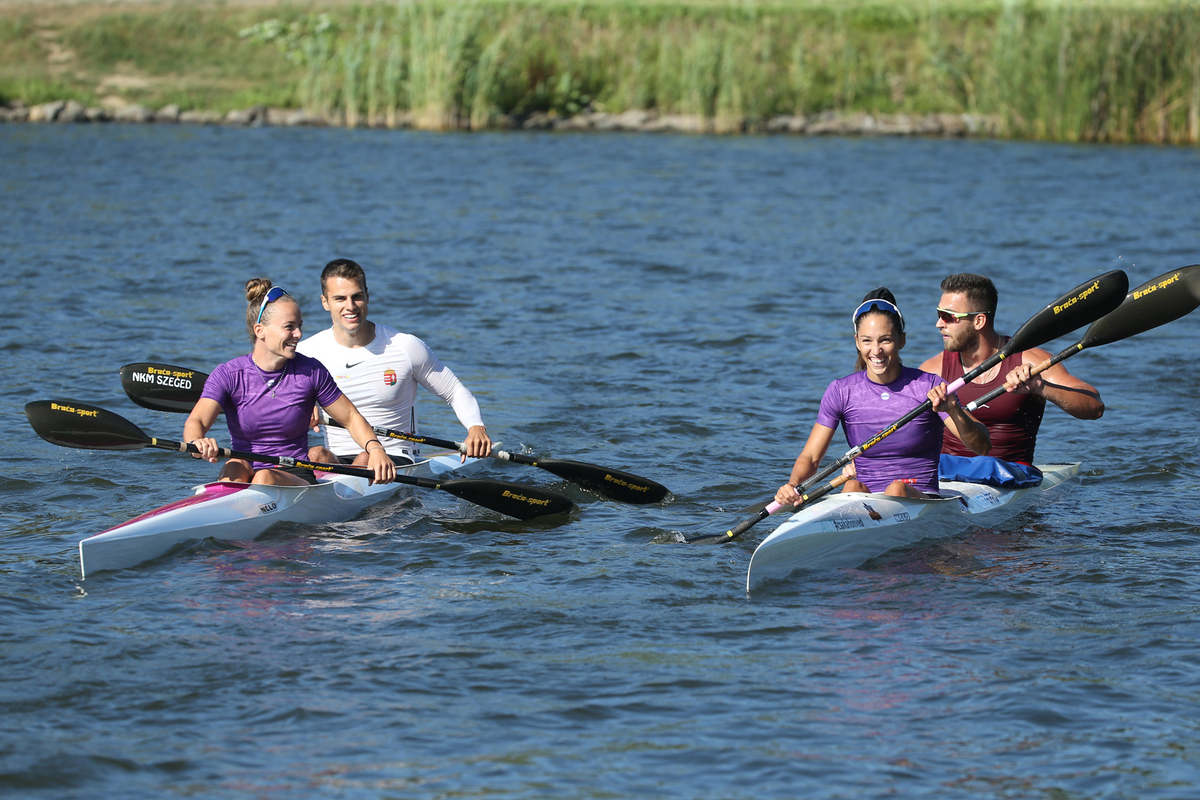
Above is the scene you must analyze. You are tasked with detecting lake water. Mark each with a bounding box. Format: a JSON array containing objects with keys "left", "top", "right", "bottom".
[{"left": 2, "top": 124, "right": 1199, "bottom": 799}]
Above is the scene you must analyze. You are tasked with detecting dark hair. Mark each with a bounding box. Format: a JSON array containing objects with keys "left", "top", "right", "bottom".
[
  {"left": 940, "top": 273, "right": 997, "bottom": 317},
  {"left": 320, "top": 258, "right": 368, "bottom": 297},
  {"left": 853, "top": 287, "right": 905, "bottom": 371}
]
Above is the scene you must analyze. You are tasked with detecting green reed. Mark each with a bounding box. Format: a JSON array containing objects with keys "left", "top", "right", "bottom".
[{"left": 49, "top": 0, "right": 1191, "bottom": 143}]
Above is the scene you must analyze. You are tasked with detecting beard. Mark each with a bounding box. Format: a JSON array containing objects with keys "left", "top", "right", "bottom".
[{"left": 944, "top": 326, "right": 979, "bottom": 353}]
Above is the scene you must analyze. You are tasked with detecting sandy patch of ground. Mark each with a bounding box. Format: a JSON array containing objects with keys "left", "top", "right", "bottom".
[
  {"left": 97, "top": 73, "right": 151, "bottom": 91},
  {"left": 36, "top": 29, "right": 75, "bottom": 66}
]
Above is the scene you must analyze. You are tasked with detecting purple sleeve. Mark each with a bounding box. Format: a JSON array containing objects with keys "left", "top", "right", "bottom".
[
  {"left": 307, "top": 357, "right": 344, "bottom": 409},
  {"left": 815, "top": 378, "right": 847, "bottom": 431},
  {"left": 199, "top": 361, "right": 234, "bottom": 407}
]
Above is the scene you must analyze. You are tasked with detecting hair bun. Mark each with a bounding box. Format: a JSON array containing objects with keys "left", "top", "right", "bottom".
[
  {"left": 245, "top": 277, "right": 273, "bottom": 305},
  {"left": 861, "top": 287, "right": 897, "bottom": 305}
]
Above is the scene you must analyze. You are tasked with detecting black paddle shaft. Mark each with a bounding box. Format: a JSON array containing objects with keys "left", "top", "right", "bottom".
[
  {"left": 25, "top": 399, "right": 386, "bottom": 478},
  {"left": 690, "top": 269, "right": 1130, "bottom": 545},
  {"left": 686, "top": 476, "right": 847, "bottom": 545},
  {"left": 792, "top": 269, "right": 1129, "bottom": 496},
  {"left": 967, "top": 265, "right": 1200, "bottom": 412},
  {"left": 321, "top": 416, "right": 670, "bottom": 503},
  {"left": 24, "top": 400, "right": 573, "bottom": 520},
  {"left": 118, "top": 361, "right": 671, "bottom": 505}
]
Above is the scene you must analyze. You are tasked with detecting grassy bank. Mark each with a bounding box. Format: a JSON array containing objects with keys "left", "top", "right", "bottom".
[{"left": 3, "top": 0, "right": 1198, "bottom": 142}]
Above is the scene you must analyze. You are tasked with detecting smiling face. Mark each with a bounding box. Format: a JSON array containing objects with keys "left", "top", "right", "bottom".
[
  {"left": 254, "top": 297, "right": 303, "bottom": 361},
  {"left": 321, "top": 275, "right": 370, "bottom": 342},
  {"left": 855, "top": 312, "right": 905, "bottom": 384},
  {"left": 935, "top": 291, "right": 985, "bottom": 353}
]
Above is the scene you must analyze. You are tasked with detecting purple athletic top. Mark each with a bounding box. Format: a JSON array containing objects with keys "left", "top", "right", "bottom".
[
  {"left": 201, "top": 353, "right": 343, "bottom": 469},
  {"left": 816, "top": 367, "right": 945, "bottom": 494}
]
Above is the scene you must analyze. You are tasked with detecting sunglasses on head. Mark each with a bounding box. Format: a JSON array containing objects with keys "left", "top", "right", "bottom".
[
  {"left": 935, "top": 306, "right": 987, "bottom": 324},
  {"left": 256, "top": 286, "right": 292, "bottom": 324},
  {"left": 852, "top": 298, "right": 905, "bottom": 332}
]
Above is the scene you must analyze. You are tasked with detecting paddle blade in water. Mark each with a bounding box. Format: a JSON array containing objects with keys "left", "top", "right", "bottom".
[
  {"left": 1081, "top": 265, "right": 1200, "bottom": 348},
  {"left": 121, "top": 363, "right": 208, "bottom": 413},
  {"left": 436, "top": 478, "right": 574, "bottom": 520},
  {"left": 1005, "top": 269, "right": 1129, "bottom": 354},
  {"left": 532, "top": 459, "right": 670, "bottom": 504},
  {"left": 25, "top": 400, "right": 151, "bottom": 450}
]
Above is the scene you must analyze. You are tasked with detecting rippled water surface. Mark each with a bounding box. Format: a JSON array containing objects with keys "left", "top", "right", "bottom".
[{"left": 2, "top": 125, "right": 1200, "bottom": 798}]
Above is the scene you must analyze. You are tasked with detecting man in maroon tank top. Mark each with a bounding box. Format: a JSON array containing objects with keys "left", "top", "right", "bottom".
[{"left": 918, "top": 273, "right": 1104, "bottom": 464}]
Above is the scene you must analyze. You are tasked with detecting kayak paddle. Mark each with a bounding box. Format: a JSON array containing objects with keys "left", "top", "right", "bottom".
[
  {"left": 686, "top": 474, "right": 853, "bottom": 545},
  {"left": 120, "top": 362, "right": 671, "bottom": 504},
  {"left": 317, "top": 414, "right": 670, "bottom": 505},
  {"left": 690, "top": 269, "right": 1130, "bottom": 545},
  {"left": 119, "top": 363, "right": 207, "bottom": 414},
  {"left": 966, "top": 265, "right": 1200, "bottom": 412},
  {"left": 25, "top": 400, "right": 573, "bottom": 521}
]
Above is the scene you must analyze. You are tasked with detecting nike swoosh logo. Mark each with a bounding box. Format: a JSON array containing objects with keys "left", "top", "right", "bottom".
[{"left": 346, "top": 361, "right": 365, "bottom": 369}]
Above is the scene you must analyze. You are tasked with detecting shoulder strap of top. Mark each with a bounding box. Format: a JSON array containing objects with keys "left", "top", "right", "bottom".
[{"left": 939, "top": 350, "right": 964, "bottom": 383}]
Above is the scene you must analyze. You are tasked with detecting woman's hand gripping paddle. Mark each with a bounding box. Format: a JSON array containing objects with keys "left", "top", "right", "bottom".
[
  {"left": 25, "top": 401, "right": 574, "bottom": 520},
  {"left": 687, "top": 269, "right": 1130, "bottom": 545},
  {"left": 120, "top": 362, "right": 670, "bottom": 505}
]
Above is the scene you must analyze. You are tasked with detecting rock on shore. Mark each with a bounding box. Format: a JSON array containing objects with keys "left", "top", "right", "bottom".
[{"left": 0, "top": 99, "right": 1003, "bottom": 138}]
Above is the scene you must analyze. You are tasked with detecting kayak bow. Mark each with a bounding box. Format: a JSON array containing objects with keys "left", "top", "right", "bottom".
[{"left": 746, "top": 463, "right": 1081, "bottom": 590}]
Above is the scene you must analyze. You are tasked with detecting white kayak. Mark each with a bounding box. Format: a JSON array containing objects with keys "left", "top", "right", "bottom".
[
  {"left": 746, "top": 463, "right": 1081, "bottom": 591},
  {"left": 79, "top": 449, "right": 485, "bottom": 577}
]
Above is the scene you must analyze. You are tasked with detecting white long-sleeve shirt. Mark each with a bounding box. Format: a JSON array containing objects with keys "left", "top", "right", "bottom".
[{"left": 296, "top": 324, "right": 484, "bottom": 458}]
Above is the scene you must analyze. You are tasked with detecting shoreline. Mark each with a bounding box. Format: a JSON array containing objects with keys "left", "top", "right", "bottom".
[
  {"left": 4, "top": 0, "right": 1197, "bottom": 145},
  {"left": 1, "top": 99, "right": 1009, "bottom": 138}
]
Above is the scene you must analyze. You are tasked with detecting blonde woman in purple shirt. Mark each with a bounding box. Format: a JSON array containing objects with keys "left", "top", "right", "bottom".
[
  {"left": 184, "top": 279, "right": 397, "bottom": 487},
  {"left": 775, "top": 288, "right": 989, "bottom": 504}
]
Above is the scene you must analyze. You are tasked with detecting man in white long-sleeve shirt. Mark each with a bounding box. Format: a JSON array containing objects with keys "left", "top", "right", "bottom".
[{"left": 296, "top": 258, "right": 491, "bottom": 465}]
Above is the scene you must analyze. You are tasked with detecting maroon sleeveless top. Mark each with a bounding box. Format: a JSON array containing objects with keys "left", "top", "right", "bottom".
[{"left": 939, "top": 350, "right": 1045, "bottom": 463}]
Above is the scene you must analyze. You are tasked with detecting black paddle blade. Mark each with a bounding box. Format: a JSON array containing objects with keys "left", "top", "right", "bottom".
[
  {"left": 534, "top": 459, "right": 670, "bottom": 504},
  {"left": 1081, "top": 265, "right": 1200, "bottom": 348},
  {"left": 121, "top": 363, "right": 209, "bottom": 413},
  {"left": 437, "top": 478, "right": 573, "bottom": 520},
  {"left": 1006, "top": 269, "right": 1129, "bottom": 353},
  {"left": 25, "top": 400, "right": 152, "bottom": 450}
]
